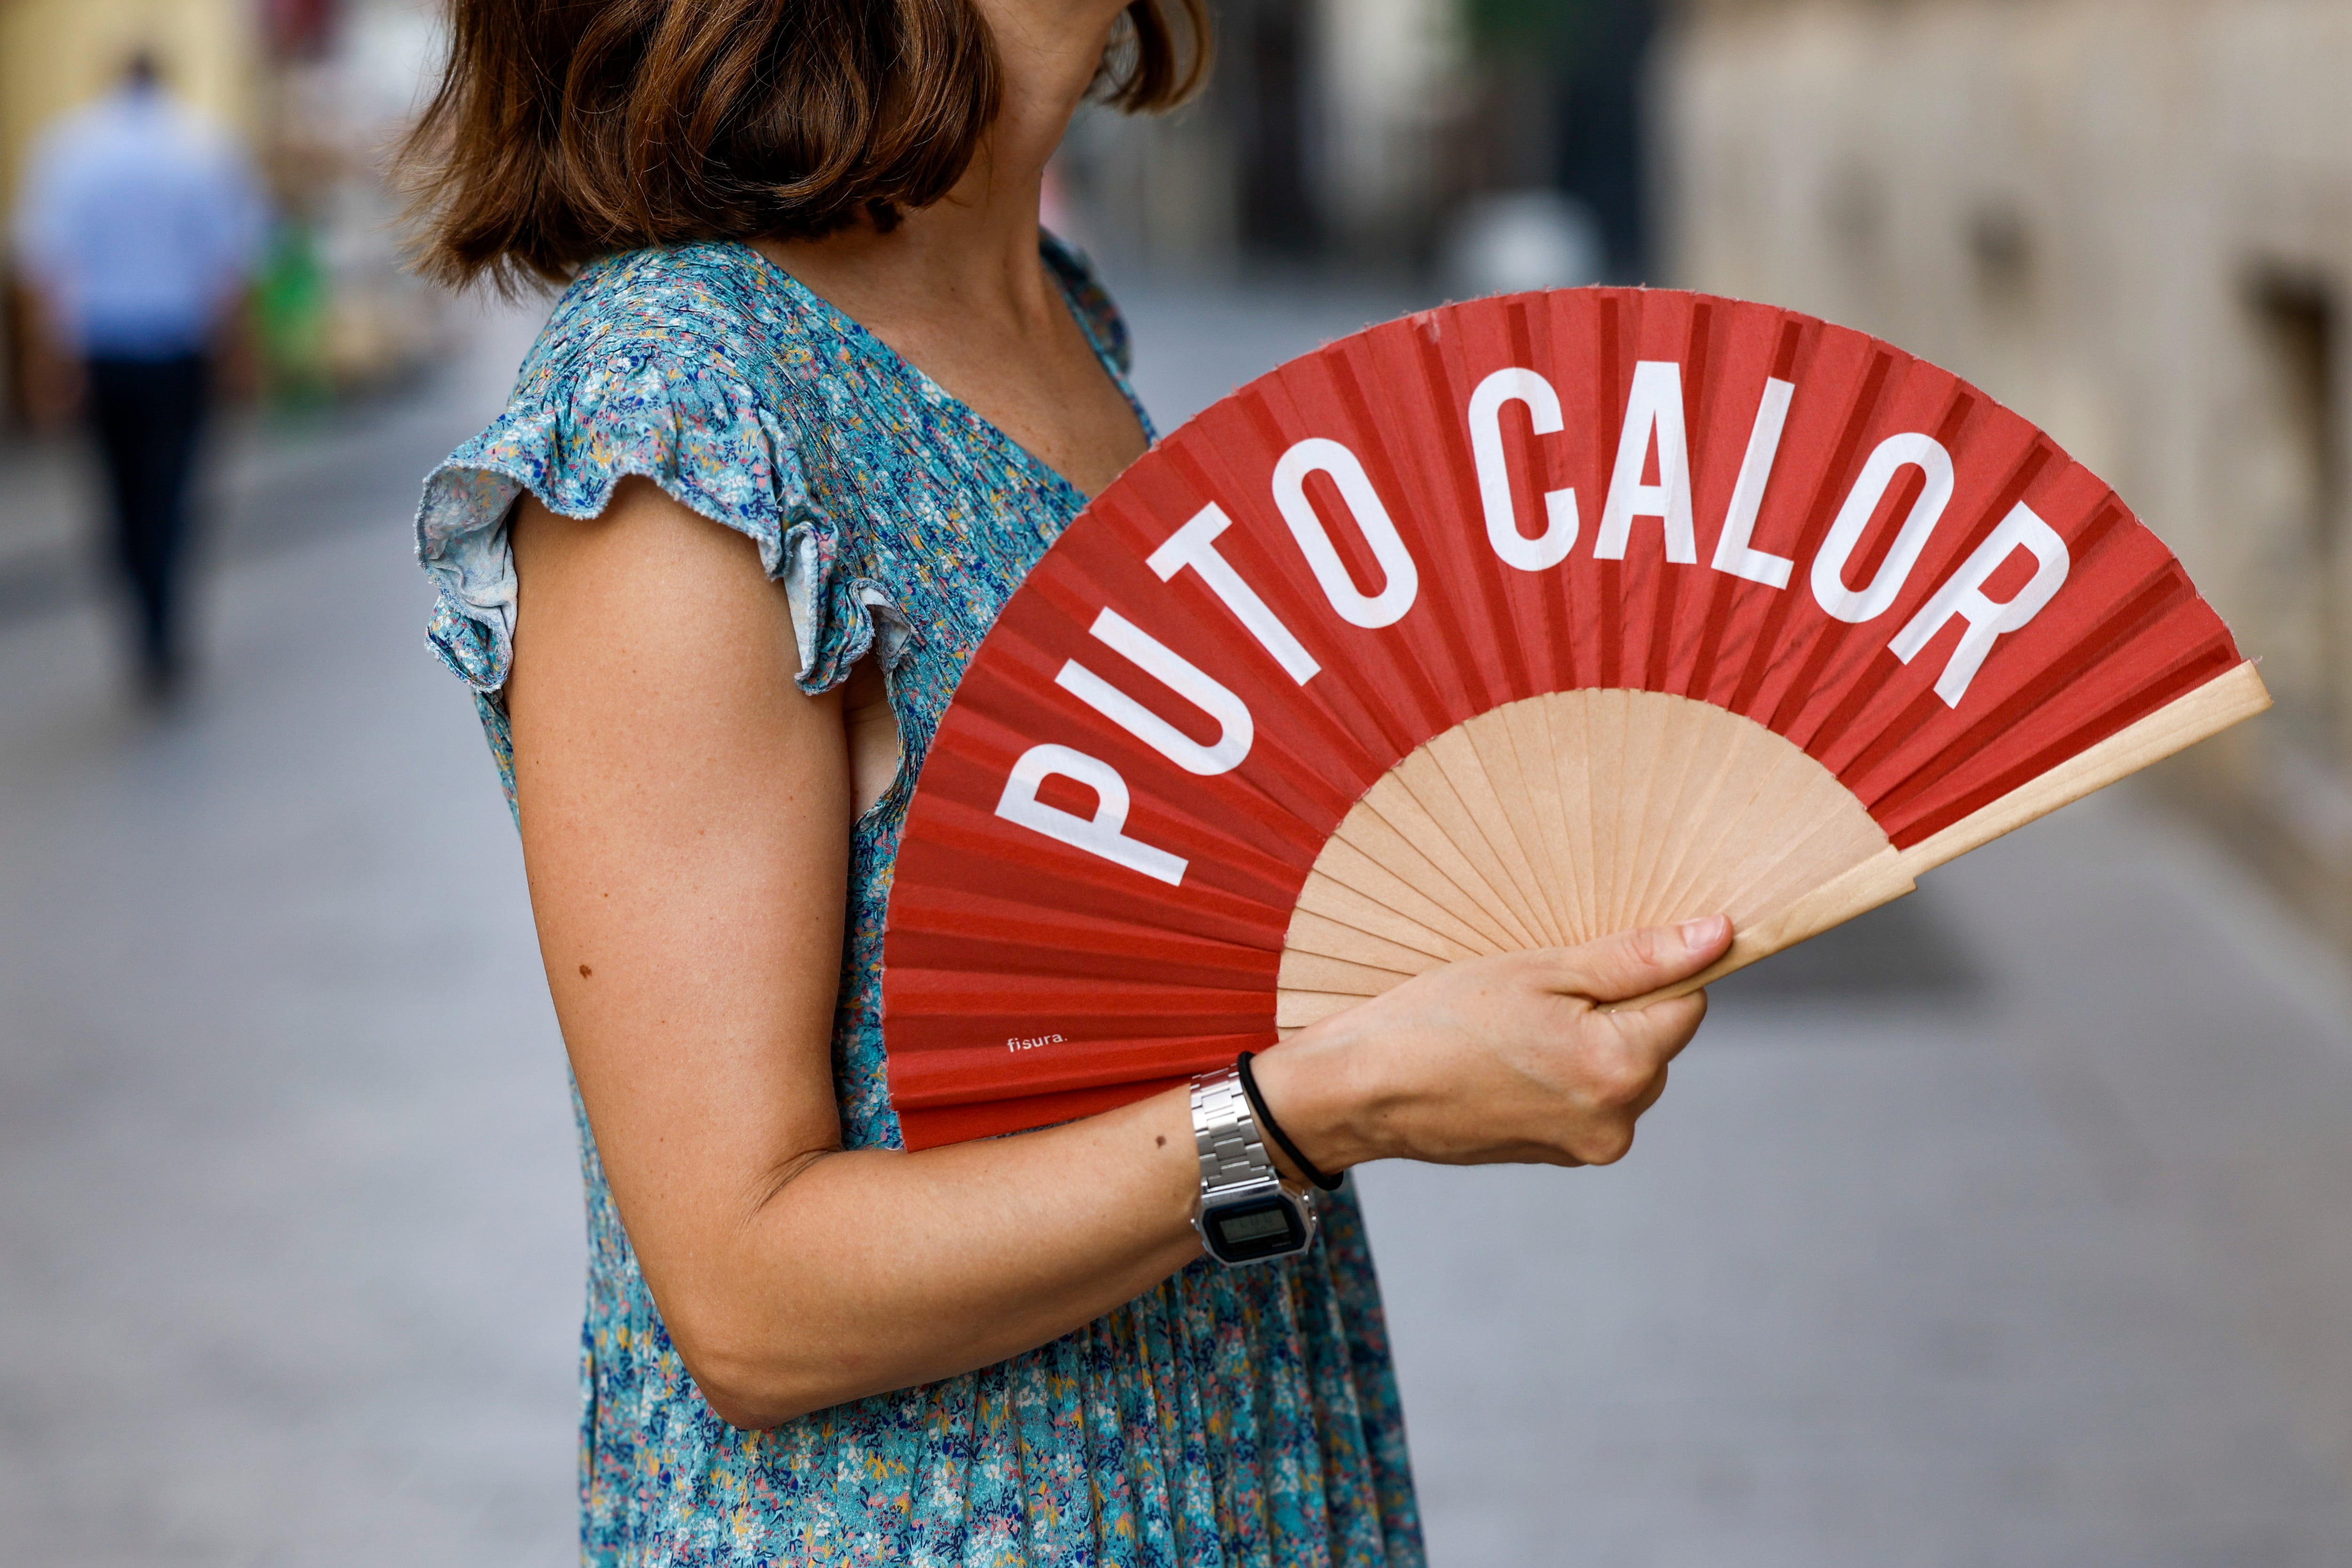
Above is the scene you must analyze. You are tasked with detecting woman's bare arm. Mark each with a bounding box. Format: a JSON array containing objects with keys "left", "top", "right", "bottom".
[
  {"left": 506, "top": 478, "right": 1731, "bottom": 1429},
  {"left": 508, "top": 479, "right": 1205, "bottom": 1426}
]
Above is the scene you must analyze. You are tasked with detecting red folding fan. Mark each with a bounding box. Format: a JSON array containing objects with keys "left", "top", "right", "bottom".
[{"left": 881, "top": 288, "right": 2268, "bottom": 1150}]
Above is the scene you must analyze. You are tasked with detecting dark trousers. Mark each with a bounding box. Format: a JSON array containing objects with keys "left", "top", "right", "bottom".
[{"left": 86, "top": 354, "right": 210, "bottom": 674}]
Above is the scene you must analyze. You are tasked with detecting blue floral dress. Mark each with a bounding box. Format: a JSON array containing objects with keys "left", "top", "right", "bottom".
[{"left": 414, "top": 239, "right": 1422, "bottom": 1568}]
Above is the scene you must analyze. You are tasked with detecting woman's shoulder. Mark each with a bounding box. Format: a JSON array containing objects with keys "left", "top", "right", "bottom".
[
  {"left": 450, "top": 244, "right": 840, "bottom": 539},
  {"left": 518, "top": 242, "right": 804, "bottom": 393},
  {"left": 417, "top": 241, "right": 891, "bottom": 703},
  {"left": 443, "top": 245, "right": 803, "bottom": 517},
  {"left": 514, "top": 234, "right": 1124, "bottom": 403}
]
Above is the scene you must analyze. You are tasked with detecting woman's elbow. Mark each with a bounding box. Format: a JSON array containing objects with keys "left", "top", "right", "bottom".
[
  {"left": 671, "top": 1314, "right": 883, "bottom": 1432},
  {"left": 695, "top": 1375, "right": 806, "bottom": 1433},
  {"left": 677, "top": 1342, "right": 813, "bottom": 1430}
]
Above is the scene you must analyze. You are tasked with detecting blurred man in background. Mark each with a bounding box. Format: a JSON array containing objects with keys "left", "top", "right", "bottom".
[{"left": 12, "top": 51, "right": 265, "bottom": 701}]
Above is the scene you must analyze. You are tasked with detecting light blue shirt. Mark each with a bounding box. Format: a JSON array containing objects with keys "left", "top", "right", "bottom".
[{"left": 12, "top": 85, "right": 266, "bottom": 358}]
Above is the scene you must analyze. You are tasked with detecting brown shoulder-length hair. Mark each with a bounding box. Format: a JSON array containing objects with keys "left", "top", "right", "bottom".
[{"left": 401, "top": 0, "right": 1209, "bottom": 290}]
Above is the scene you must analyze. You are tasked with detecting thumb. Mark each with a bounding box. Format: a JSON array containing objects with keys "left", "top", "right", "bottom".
[{"left": 1549, "top": 915, "right": 1732, "bottom": 1004}]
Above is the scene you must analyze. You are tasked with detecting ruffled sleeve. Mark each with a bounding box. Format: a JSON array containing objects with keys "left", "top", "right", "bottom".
[{"left": 414, "top": 342, "right": 912, "bottom": 700}]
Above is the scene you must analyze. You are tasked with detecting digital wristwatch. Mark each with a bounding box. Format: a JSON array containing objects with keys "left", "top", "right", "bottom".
[{"left": 1189, "top": 1066, "right": 1318, "bottom": 1266}]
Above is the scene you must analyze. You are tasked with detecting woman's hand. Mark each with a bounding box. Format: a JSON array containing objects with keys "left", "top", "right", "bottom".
[{"left": 1250, "top": 917, "right": 1731, "bottom": 1176}]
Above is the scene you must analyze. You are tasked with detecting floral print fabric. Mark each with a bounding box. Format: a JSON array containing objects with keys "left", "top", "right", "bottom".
[{"left": 413, "top": 241, "right": 1422, "bottom": 1568}]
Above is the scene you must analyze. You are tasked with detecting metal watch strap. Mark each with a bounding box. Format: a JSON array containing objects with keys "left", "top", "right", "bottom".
[{"left": 1192, "top": 1067, "right": 1278, "bottom": 1195}]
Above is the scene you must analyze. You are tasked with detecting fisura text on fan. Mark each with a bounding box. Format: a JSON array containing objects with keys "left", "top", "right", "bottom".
[{"left": 999, "top": 360, "right": 2074, "bottom": 889}]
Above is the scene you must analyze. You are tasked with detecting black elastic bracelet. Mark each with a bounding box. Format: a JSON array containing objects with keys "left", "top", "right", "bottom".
[{"left": 1235, "top": 1051, "right": 1345, "bottom": 1192}]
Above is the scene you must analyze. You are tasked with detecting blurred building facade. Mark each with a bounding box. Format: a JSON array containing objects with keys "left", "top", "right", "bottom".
[
  {"left": 0, "top": 0, "right": 442, "bottom": 426},
  {"left": 1658, "top": 0, "right": 2352, "bottom": 936},
  {"left": 1064, "top": 0, "right": 1473, "bottom": 272},
  {"left": 1062, "top": 0, "right": 1659, "bottom": 279}
]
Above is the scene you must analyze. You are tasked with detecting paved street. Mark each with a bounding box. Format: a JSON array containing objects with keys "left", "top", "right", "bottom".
[{"left": 4, "top": 272, "right": 2352, "bottom": 1566}]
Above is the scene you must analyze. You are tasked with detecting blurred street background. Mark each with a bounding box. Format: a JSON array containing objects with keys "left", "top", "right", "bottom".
[{"left": 8, "top": 0, "right": 2352, "bottom": 1564}]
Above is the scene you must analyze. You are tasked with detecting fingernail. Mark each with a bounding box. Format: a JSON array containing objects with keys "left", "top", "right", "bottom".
[{"left": 1677, "top": 915, "right": 1728, "bottom": 949}]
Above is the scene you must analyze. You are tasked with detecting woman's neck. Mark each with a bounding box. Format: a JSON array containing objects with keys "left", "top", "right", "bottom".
[
  {"left": 753, "top": 1, "right": 1151, "bottom": 500},
  {"left": 759, "top": 0, "right": 1123, "bottom": 337}
]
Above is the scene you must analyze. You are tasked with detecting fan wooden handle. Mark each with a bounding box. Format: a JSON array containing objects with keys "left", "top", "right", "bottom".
[
  {"left": 1610, "top": 661, "right": 2273, "bottom": 1011},
  {"left": 1607, "top": 850, "right": 1915, "bottom": 1010}
]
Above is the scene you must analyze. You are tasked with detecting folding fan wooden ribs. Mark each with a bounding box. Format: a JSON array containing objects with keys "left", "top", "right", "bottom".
[{"left": 881, "top": 287, "right": 2268, "bottom": 1150}]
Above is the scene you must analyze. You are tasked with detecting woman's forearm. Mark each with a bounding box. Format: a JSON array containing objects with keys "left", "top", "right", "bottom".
[
  {"left": 664, "top": 915, "right": 1729, "bottom": 1428},
  {"left": 658, "top": 1084, "right": 1202, "bottom": 1427}
]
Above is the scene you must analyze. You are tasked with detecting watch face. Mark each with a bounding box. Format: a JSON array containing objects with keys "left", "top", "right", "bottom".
[{"left": 1202, "top": 1193, "right": 1309, "bottom": 1264}]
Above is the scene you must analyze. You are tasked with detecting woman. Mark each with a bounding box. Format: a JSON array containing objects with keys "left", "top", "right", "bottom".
[{"left": 407, "top": 1, "right": 1731, "bottom": 1562}]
